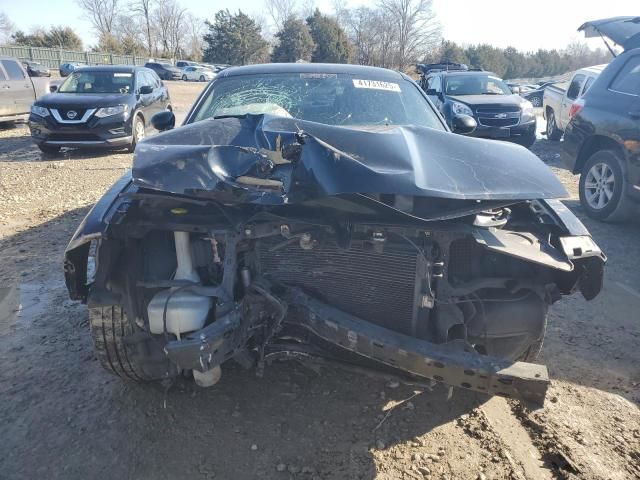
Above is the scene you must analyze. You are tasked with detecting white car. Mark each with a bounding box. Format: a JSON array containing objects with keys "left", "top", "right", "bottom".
[{"left": 181, "top": 66, "right": 216, "bottom": 82}]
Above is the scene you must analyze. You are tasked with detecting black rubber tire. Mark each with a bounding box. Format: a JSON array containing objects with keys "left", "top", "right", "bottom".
[
  {"left": 89, "top": 306, "right": 151, "bottom": 381},
  {"left": 182, "top": 74, "right": 187, "bottom": 81},
  {"left": 518, "top": 314, "right": 547, "bottom": 362},
  {"left": 199, "top": 75, "right": 205, "bottom": 82},
  {"left": 37, "top": 143, "right": 60, "bottom": 154},
  {"left": 545, "top": 109, "right": 562, "bottom": 141},
  {"left": 579, "top": 149, "right": 635, "bottom": 222},
  {"left": 127, "top": 115, "right": 144, "bottom": 153},
  {"left": 530, "top": 95, "right": 542, "bottom": 107},
  {"left": 515, "top": 130, "right": 536, "bottom": 149}
]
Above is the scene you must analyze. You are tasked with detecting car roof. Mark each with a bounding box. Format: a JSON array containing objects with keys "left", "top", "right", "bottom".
[
  {"left": 575, "top": 64, "right": 609, "bottom": 76},
  {"left": 73, "top": 64, "right": 139, "bottom": 73},
  {"left": 436, "top": 70, "right": 496, "bottom": 77},
  {"left": 219, "top": 63, "right": 405, "bottom": 80}
]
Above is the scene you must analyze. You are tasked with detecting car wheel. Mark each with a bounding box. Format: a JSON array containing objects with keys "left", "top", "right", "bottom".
[
  {"left": 545, "top": 109, "right": 562, "bottom": 140},
  {"left": 37, "top": 143, "right": 61, "bottom": 154},
  {"left": 579, "top": 150, "right": 634, "bottom": 222},
  {"left": 89, "top": 306, "right": 159, "bottom": 381},
  {"left": 515, "top": 130, "right": 536, "bottom": 149},
  {"left": 530, "top": 95, "right": 542, "bottom": 107},
  {"left": 182, "top": 74, "right": 187, "bottom": 81},
  {"left": 199, "top": 75, "right": 205, "bottom": 82},
  {"left": 127, "top": 115, "right": 145, "bottom": 153}
]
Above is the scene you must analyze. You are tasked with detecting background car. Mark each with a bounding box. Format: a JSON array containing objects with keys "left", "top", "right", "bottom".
[
  {"left": 22, "top": 61, "right": 51, "bottom": 77},
  {"left": 1, "top": 56, "right": 53, "bottom": 124},
  {"left": 181, "top": 66, "right": 215, "bottom": 82},
  {"left": 28, "top": 65, "right": 171, "bottom": 153},
  {"left": 562, "top": 16, "right": 640, "bottom": 222},
  {"left": 419, "top": 63, "right": 537, "bottom": 147},
  {"left": 144, "top": 62, "right": 182, "bottom": 80},
  {"left": 176, "top": 60, "right": 199, "bottom": 69},
  {"left": 59, "top": 62, "right": 85, "bottom": 77}
]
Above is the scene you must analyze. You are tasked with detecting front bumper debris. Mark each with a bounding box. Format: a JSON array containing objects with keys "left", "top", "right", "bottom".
[{"left": 163, "top": 286, "right": 550, "bottom": 406}]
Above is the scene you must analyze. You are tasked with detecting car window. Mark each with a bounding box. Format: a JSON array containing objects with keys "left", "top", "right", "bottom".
[
  {"left": 191, "top": 73, "right": 445, "bottom": 130},
  {"left": 610, "top": 56, "right": 640, "bottom": 96},
  {"left": 581, "top": 77, "right": 595, "bottom": 96},
  {"left": 1, "top": 60, "right": 26, "bottom": 80},
  {"left": 59, "top": 70, "right": 134, "bottom": 94},
  {"left": 444, "top": 74, "right": 511, "bottom": 95},
  {"left": 149, "top": 71, "right": 161, "bottom": 88},
  {"left": 566, "top": 74, "right": 585, "bottom": 100},
  {"left": 430, "top": 76, "right": 441, "bottom": 93}
]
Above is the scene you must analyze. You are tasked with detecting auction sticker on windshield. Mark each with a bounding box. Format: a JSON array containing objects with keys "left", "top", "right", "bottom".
[{"left": 352, "top": 79, "right": 401, "bottom": 92}]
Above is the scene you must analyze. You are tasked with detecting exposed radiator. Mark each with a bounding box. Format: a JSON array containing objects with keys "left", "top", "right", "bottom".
[{"left": 256, "top": 238, "right": 418, "bottom": 335}]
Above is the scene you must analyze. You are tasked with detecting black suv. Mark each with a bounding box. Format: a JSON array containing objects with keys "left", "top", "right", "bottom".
[
  {"left": 562, "top": 16, "right": 640, "bottom": 222},
  {"left": 29, "top": 65, "right": 171, "bottom": 153},
  {"left": 418, "top": 63, "right": 537, "bottom": 147},
  {"left": 144, "top": 62, "right": 182, "bottom": 80}
]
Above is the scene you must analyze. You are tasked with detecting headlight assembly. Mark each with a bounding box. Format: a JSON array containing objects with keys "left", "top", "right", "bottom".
[
  {"left": 521, "top": 100, "right": 535, "bottom": 120},
  {"left": 451, "top": 101, "right": 473, "bottom": 117},
  {"left": 95, "top": 104, "right": 129, "bottom": 118},
  {"left": 30, "top": 105, "right": 49, "bottom": 117}
]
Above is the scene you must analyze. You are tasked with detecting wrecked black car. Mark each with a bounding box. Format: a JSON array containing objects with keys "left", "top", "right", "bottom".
[{"left": 64, "top": 64, "right": 605, "bottom": 406}]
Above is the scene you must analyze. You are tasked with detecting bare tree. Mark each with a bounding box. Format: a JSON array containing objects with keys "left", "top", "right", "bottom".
[
  {"left": 265, "top": 0, "right": 296, "bottom": 31},
  {"left": 153, "top": 0, "right": 187, "bottom": 58},
  {"left": 130, "top": 0, "right": 154, "bottom": 55},
  {"left": 0, "top": 12, "right": 15, "bottom": 43},
  {"left": 184, "top": 13, "right": 205, "bottom": 60},
  {"left": 76, "top": 0, "right": 120, "bottom": 35},
  {"left": 378, "top": 0, "right": 440, "bottom": 70}
]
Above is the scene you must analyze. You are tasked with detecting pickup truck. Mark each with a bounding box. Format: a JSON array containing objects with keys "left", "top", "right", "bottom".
[
  {"left": 0, "top": 56, "right": 57, "bottom": 124},
  {"left": 543, "top": 64, "right": 607, "bottom": 140}
]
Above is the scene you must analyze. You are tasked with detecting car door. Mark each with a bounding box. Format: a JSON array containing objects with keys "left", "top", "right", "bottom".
[
  {"left": 0, "top": 58, "right": 35, "bottom": 115},
  {"left": 136, "top": 71, "right": 156, "bottom": 123},
  {"left": 561, "top": 74, "right": 585, "bottom": 129}
]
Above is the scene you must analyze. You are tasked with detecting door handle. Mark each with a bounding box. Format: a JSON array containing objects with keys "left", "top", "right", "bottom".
[{"left": 628, "top": 111, "right": 640, "bottom": 119}]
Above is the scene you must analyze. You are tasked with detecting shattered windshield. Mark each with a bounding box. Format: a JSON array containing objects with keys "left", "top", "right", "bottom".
[{"left": 190, "top": 73, "right": 444, "bottom": 129}]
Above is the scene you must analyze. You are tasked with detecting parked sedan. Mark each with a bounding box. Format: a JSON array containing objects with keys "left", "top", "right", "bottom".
[
  {"left": 59, "top": 62, "right": 85, "bottom": 77},
  {"left": 22, "top": 61, "right": 51, "bottom": 77},
  {"left": 181, "top": 66, "right": 216, "bottom": 82},
  {"left": 28, "top": 65, "right": 171, "bottom": 153},
  {"left": 144, "top": 62, "right": 181, "bottom": 80}
]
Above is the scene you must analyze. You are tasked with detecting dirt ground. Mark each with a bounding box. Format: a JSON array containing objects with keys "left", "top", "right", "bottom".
[{"left": 0, "top": 81, "right": 639, "bottom": 480}]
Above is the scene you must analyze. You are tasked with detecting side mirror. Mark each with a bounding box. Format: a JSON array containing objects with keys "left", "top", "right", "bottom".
[
  {"left": 451, "top": 114, "right": 477, "bottom": 135},
  {"left": 139, "top": 85, "right": 153, "bottom": 95},
  {"left": 425, "top": 88, "right": 439, "bottom": 96},
  {"left": 151, "top": 110, "right": 175, "bottom": 132},
  {"left": 49, "top": 85, "right": 58, "bottom": 93}
]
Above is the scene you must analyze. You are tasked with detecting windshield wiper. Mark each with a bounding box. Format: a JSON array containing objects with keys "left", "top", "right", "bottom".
[{"left": 481, "top": 92, "right": 502, "bottom": 95}]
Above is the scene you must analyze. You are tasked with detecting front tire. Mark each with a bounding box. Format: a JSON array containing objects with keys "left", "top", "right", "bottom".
[
  {"left": 199, "top": 75, "right": 205, "bottom": 82},
  {"left": 182, "top": 74, "right": 187, "bottom": 81},
  {"left": 89, "top": 306, "right": 151, "bottom": 381},
  {"left": 545, "top": 109, "right": 562, "bottom": 140},
  {"left": 530, "top": 95, "right": 542, "bottom": 107},
  {"left": 127, "top": 115, "right": 145, "bottom": 153},
  {"left": 579, "top": 150, "right": 634, "bottom": 222},
  {"left": 37, "top": 143, "right": 60, "bottom": 154},
  {"left": 516, "top": 130, "right": 536, "bottom": 148}
]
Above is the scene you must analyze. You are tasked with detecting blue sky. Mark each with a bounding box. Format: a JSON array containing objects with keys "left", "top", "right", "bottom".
[{"left": 0, "top": 0, "right": 634, "bottom": 51}]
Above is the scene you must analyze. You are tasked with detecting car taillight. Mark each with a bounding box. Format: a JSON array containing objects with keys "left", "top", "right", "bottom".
[{"left": 569, "top": 99, "right": 584, "bottom": 119}]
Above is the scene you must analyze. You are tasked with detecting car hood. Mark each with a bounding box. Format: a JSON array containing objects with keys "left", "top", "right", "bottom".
[
  {"left": 579, "top": 16, "right": 640, "bottom": 51},
  {"left": 448, "top": 94, "right": 525, "bottom": 107},
  {"left": 35, "top": 93, "right": 132, "bottom": 108},
  {"left": 132, "top": 114, "right": 566, "bottom": 208}
]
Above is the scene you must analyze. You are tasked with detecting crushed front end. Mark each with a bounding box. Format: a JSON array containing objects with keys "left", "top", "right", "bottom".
[{"left": 64, "top": 115, "right": 605, "bottom": 406}]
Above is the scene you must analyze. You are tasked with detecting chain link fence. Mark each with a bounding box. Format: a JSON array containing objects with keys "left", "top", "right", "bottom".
[{"left": 0, "top": 44, "right": 173, "bottom": 69}]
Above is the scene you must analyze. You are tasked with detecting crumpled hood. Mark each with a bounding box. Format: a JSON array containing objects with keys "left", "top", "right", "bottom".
[{"left": 132, "top": 114, "right": 567, "bottom": 205}]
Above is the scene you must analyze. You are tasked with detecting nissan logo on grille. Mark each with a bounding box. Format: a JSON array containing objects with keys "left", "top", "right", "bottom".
[{"left": 66, "top": 110, "right": 77, "bottom": 119}]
